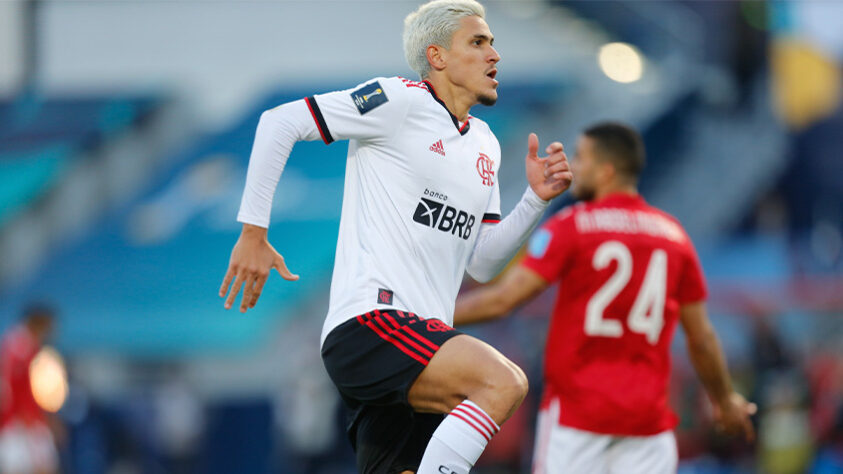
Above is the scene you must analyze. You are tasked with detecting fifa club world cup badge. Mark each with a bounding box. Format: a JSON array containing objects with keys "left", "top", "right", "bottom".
[{"left": 476, "top": 153, "right": 495, "bottom": 187}]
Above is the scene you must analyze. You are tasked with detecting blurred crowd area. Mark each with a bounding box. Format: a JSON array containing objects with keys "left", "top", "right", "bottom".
[{"left": 1, "top": 0, "right": 842, "bottom": 473}]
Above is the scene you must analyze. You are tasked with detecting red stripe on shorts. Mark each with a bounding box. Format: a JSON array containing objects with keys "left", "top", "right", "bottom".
[
  {"left": 360, "top": 317, "right": 429, "bottom": 366},
  {"left": 372, "top": 313, "right": 435, "bottom": 359}
]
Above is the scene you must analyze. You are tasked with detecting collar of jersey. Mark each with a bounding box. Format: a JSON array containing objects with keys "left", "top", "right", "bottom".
[
  {"left": 594, "top": 192, "right": 644, "bottom": 206},
  {"left": 422, "top": 80, "right": 471, "bottom": 136}
]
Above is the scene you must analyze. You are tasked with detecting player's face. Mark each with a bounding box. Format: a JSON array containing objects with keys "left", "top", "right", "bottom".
[
  {"left": 572, "top": 135, "right": 598, "bottom": 201},
  {"left": 445, "top": 16, "right": 500, "bottom": 106}
]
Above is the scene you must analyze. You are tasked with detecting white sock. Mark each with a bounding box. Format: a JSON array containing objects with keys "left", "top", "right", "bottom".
[{"left": 417, "top": 399, "right": 500, "bottom": 474}]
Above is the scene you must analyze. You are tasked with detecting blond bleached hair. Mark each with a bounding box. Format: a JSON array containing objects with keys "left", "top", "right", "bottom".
[{"left": 403, "top": 0, "right": 486, "bottom": 79}]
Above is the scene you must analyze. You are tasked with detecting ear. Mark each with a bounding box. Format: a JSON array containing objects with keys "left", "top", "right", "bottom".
[
  {"left": 596, "top": 160, "right": 616, "bottom": 185},
  {"left": 426, "top": 44, "right": 447, "bottom": 72}
]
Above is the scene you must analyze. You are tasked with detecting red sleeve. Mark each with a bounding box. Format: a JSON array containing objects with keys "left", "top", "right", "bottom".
[
  {"left": 677, "top": 238, "right": 708, "bottom": 304},
  {"left": 521, "top": 211, "right": 576, "bottom": 282}
]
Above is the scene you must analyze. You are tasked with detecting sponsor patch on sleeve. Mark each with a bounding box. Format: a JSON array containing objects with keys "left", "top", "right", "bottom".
[
  {"left": 528, "top": 228, "right": 552, "bottom": 258},
  {"left": 351, "top": 81, "right": 389, "bottom": 115}
]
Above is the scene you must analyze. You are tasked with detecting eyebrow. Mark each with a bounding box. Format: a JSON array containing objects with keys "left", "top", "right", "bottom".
[{"left": 472, "top": 34, "right": 494, "bottom": 45}]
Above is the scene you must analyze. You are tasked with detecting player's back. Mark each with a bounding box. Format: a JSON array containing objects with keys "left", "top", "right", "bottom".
[{"left": 523, "top": 193, "right": 707, "bottom": 436}]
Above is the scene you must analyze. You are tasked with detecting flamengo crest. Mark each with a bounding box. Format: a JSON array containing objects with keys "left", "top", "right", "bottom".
[{"left": 476, "top": 153, "right": 494, "bottom": 187}]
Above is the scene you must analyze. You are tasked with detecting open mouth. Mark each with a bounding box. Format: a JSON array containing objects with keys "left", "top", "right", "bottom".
[{"left": 486, "top": 69, "right": 498, "bottom": 80}]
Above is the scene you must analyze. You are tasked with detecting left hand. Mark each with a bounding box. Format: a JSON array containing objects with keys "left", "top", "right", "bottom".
[
  {"left": 525, "top": 133, "right": 573, "bottom": 201},
  {"left": 713, "top": 392, "right": 758, "bottom": 442}
]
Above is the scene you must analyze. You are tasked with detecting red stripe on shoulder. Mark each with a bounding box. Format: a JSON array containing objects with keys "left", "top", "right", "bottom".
[{"left": 399, "top": 76, "right": 429, "bottom": 91}]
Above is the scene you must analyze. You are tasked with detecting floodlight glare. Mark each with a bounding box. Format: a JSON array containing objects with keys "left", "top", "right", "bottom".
[
  {"left": 598, "top": 42, "right": 644, "bottom": 83},
  {"left": 29, "top": 346, "right": 69, "bottom": 413}
]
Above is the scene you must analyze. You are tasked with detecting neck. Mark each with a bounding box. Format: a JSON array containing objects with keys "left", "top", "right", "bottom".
[
  {"left": 425, "top": 75, "right": 473, "bottom": 121},
  {"left": 594, "top": 182, "right": 638, "bottom": 201}
]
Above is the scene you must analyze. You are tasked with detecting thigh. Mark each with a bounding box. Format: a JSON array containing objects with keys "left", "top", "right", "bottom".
[
  {"left": 533, "top": 414, "right": 610, "bottom": 474},
  {"left": 407, "top": 333, "right": 526, "bottom": 420},
  {"left": 607, "top": 430, "right": 677, "bottom": 474}
]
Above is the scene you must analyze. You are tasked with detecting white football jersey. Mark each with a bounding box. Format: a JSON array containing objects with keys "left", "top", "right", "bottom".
[{"left": 307, "top": 76, "right": 502, "bottom": 344}]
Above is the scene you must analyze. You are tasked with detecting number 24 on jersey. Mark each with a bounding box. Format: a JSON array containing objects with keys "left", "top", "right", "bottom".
[{"left": 585, "top": 240, "right": 667, "bottom": 345}]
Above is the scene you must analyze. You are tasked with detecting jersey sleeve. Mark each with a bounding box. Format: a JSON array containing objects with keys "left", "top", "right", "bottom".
[
  {"left": 677, "top": 238, "right": 708, "bottom": 304},
  {"left": 520, "top": 211, "right": 576, "bottom": 283},
  {"left": 305, "top": 76, "right": 411, "bottom": 144},
  {"left": 481, "top": 180, "right": 501, "bottom": 224},
  {"left": 481, "top": 134, "right": 502, "bottom": 223}
]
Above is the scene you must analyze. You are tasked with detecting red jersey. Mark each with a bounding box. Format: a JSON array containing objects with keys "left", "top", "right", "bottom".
[
  {"left": 0, "top": 326, "right": 45, "bottom": 428},
  {"left": 521, "top": 193, "right": 707, "bottom": 436}
]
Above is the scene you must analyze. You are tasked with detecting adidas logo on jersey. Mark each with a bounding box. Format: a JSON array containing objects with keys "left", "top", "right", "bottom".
[
  {"left": 429, "top": 139, "right": 445, "bottom": 157},
  {"left": 412, "top": 197, "right": 476, "bottom": 240}
]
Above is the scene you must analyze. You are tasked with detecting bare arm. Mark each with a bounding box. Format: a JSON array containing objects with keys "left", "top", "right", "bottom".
[
  {"left": 454, "top": 265, "right": 549, "bottom": 326},
  {"left": 680, "top": 302, "right": 757, "bottom": 441}
]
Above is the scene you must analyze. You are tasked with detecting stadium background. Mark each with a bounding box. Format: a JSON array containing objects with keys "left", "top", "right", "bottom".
[{"left": 0, "top": 0, "right": 841, "bottom": 472}]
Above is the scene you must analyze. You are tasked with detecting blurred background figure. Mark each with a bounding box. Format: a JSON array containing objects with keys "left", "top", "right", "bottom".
[
  {"left": 0, "top": 0, "right": 841, "bottom": 472},
  {"left": 0, "top": 303, "right": 64, "bottom": 474}
]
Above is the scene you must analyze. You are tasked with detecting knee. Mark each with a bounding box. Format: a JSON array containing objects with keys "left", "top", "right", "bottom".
[
  {"left": 478, "top": 360, "right": 528, "bottom": 409},
  {"left": 503, "top": 361, "right": 529, "bottom": 407}
]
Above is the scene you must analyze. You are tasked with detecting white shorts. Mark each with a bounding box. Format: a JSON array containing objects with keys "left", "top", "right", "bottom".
[
  {"left": 0, "top": 422, "right": 59, "bottom": 474},
  {"left": 532, "top": 399, "right": 677, "bottom": 474}
]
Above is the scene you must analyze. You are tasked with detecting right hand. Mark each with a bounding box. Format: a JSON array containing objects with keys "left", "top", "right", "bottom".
[
  {"left": 712, "top": 392, "right": 757, "bottom": 442},
  {"left": 219, "top": 224, "right": 299, "bottom": 313}
]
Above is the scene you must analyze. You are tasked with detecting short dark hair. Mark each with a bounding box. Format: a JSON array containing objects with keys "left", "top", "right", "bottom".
[
  {"left": 583, "top": 122, "right": 645, "bottom": 179},
  {"left": 22, "top": 302, "right": 55, "bottom": 323}
]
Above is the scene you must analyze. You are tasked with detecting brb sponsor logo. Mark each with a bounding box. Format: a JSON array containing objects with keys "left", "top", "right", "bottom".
[{"left": 413, "top": 189, "right": 475, "bottom": 240}]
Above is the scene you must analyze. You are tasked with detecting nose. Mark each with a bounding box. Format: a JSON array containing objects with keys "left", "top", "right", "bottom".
[{"left": 489, "top": 46, "right": 500, "bottom": 64}]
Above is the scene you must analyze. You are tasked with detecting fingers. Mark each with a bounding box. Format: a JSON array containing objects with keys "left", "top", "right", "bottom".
[
  {"left": 741, "top": 412, "right": 756, "bottom": 442},
  {"left": 219, "top": 268, "right": 235, "bottom": 298},
  {"left": 743, "top": 401, "right": 757, "bottom": 442},
  {"left": 274, "top": 256, "right": 300, "bottom": 281},
  {"left": 545, "top": 141, "right": 564, "bottom": 156},
  {"left": 224, "top": 272, "right": 246, "bottom": 310},
  {"left": 527, "top": 133, "right": 539, "bottom": 160},
  {"left": 248, "top": 274, "right": 268, "bottom": 308},
  {"left": 544, "top": 157, "right": 571, "bottom": 179},
  {"left": 240, "top": 273, "right": 259, "bottom": 313}
]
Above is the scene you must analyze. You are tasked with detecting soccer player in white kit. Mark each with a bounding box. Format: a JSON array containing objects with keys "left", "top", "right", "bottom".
[{"left": 218, "top": 1, "right": 573, "bottom": 473}]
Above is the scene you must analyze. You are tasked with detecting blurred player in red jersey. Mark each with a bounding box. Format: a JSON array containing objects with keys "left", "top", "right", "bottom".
[
  {"left": 0, "top": 304, "right": 59, "bottom": 474},
  {"left": 454, "top": 122, "right": 756, "bottom": 473}
]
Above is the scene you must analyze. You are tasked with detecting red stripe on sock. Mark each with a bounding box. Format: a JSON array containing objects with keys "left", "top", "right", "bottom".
[
  {"left": 449, "top": 412, "right": 491, "bottom": 443},
  {"left": 452, "top": 406, "right": 495, "bottom": 439},
  {"left": 461, "top": 402, "right": 499, "bottom": 433}
]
